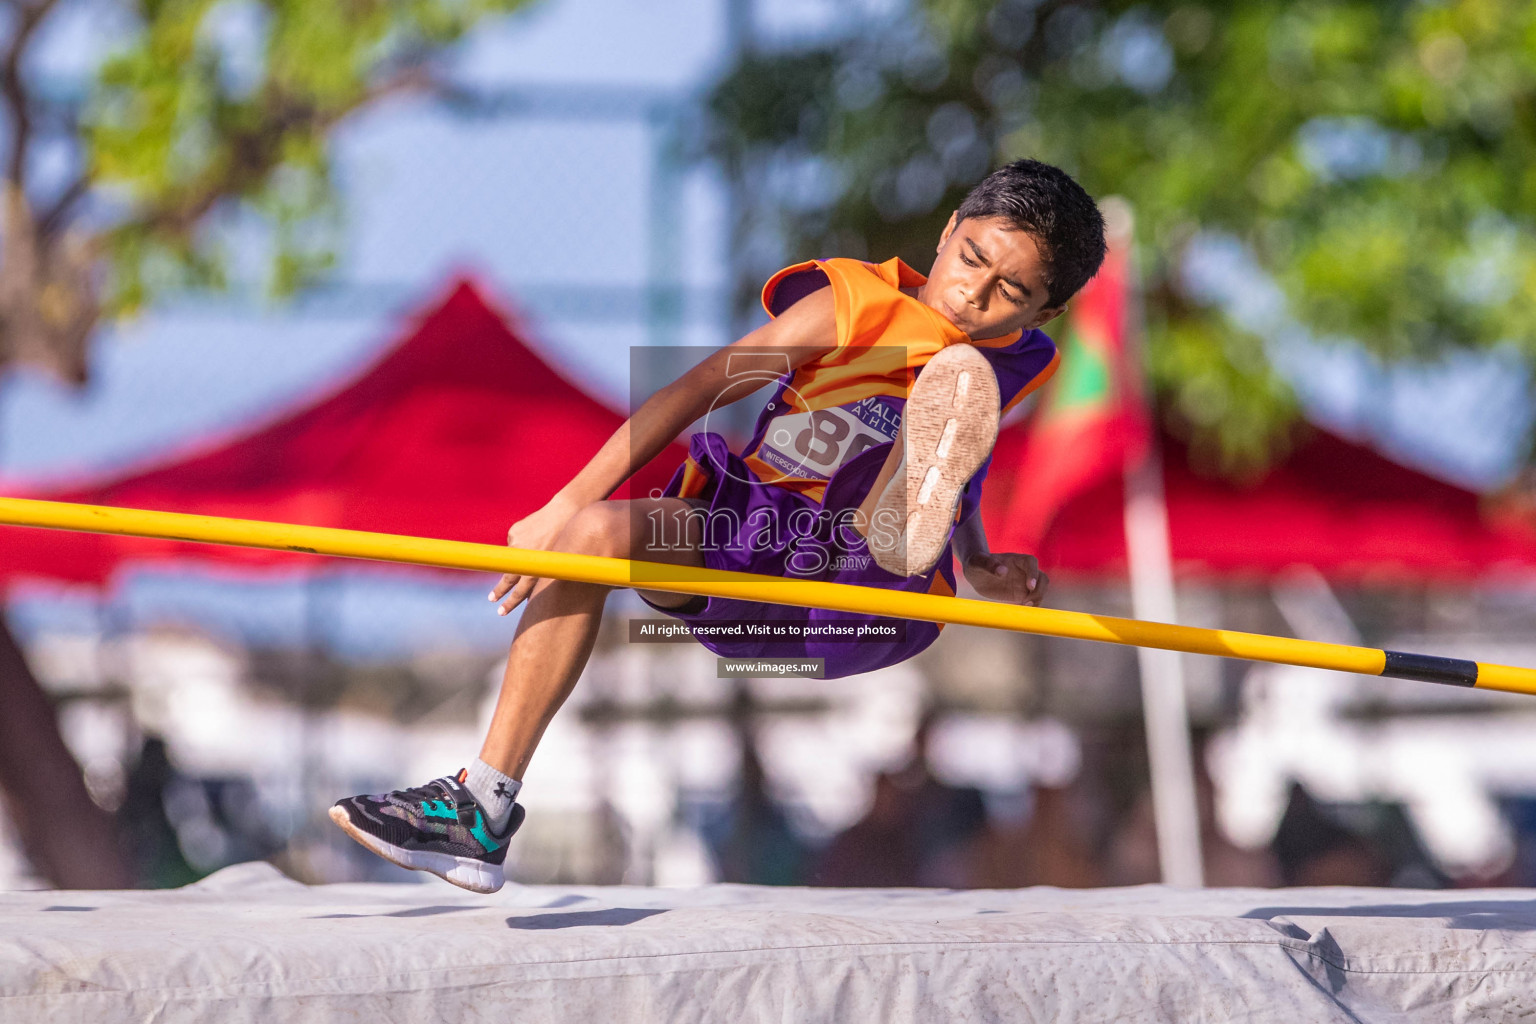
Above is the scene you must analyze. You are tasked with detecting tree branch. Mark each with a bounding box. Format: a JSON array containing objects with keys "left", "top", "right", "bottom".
[
  {"left": 2, "top": 0, "right": 61, "bottom": 190},
  {"left": 133, "top": 66, "right": 436, "bottom": 239},
  {"left": 36, "top": 170, "right": 86, "bottom": 239}
]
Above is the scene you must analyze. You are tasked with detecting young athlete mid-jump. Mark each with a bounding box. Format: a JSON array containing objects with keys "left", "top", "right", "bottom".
[{"left": 331, "top": 159, "right": 1108, "bottom": 893}]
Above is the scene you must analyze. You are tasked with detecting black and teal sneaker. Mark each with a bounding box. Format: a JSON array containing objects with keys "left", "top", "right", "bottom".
[{"left": 329, "top": 770, "right": 524, "bottom": 893}]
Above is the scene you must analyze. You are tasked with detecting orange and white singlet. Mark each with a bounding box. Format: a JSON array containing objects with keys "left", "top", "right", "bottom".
[{"left": 702, "top": 257, "right": 1060, "bottom": 505}]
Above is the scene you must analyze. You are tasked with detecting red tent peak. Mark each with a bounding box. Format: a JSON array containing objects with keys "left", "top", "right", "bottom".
[
  {"left": 355, "top": 274, "right": 615, "bottom": 414},
  {"left": 3, "top": 275, "right": 688, "bottom": 585}
]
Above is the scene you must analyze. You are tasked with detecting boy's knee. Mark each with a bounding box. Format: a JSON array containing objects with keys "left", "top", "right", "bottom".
[{"left": 558, "top": 501, "right": 627, "bottom": 559}]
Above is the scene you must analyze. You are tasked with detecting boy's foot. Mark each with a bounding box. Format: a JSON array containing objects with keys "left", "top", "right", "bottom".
[
  {"left": 869, "top": 343, "right": 1000, "bottom": 577},
  {"left": 329, "top": 771, "right": 525, "bottom": 894}
]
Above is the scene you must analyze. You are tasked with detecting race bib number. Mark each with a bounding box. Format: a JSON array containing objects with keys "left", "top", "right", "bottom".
[{"left": 752, "top": 397, "right": 901, "bottom": 482}]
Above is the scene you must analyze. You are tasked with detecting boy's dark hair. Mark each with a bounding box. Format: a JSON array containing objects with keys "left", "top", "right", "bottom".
[{"left": 955, "top": 159, "right": 1107, "bottom": 308}]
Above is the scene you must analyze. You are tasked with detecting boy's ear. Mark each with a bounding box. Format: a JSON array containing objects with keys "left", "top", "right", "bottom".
[
  {"left": 1027, "top": 303, "right": 1067, "bottom": 330},
  {"left": 936, "top": 211, "right": 960, "bottom": 253}
]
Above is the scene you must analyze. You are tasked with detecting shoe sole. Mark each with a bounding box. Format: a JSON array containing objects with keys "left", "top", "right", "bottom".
[
  {"left": 328, "top": 804, "right": 505, "bottom": 894},
  {"left": 869, "top": 344, "right": 999, "bottom": 577}
]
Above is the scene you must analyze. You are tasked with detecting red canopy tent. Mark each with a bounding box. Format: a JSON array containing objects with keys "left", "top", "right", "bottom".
[
  {"left": 0, "top": 278, "right": 686, "bottom": 587},
  {"left": 983, "top": 421, "right": 1536, "bottom": 584}
]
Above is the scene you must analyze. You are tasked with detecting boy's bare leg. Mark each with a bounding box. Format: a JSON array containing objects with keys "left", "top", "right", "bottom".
[
  {"left": 478, "top": 496, "right": 707, "bottom": 780},
  {"left": 329, "top": 496, "right": 706, "bottom": 893}
]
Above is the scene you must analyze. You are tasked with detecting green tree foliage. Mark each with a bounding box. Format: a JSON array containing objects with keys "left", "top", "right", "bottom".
[
  {"left": 706, "top": 0, "right": 1536, "bottom": 473},
  {"left": 2, "top": 0, "right": 522, "bottom": 383}
]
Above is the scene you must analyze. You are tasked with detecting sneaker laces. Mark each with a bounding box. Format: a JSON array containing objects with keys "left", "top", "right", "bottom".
[{"left": 394, "top": 777, "right": 461, "bottom": 806}]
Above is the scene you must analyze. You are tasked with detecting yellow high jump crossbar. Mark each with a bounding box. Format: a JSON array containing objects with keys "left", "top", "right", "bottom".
[{"left": 1, "top": 494, "right": 1533, "bottom": 697}]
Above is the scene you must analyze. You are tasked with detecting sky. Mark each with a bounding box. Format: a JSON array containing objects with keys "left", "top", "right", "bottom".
[{"left": 2, "top": 0, "right": 1531, "bottom": 655}]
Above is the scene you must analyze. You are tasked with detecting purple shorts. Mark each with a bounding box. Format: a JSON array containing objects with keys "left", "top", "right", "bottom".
[{"left": 636, "top": 432, "right": 958, "bottom": 678}]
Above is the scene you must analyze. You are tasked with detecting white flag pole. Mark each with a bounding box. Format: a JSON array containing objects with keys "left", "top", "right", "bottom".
[{"left": 1108, "top": 198, "right": 1204, "bottom": 888}]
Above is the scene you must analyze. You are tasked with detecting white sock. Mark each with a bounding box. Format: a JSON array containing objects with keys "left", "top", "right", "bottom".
[{"left": 463, "top": 758, "right": 521, "bottom": 832}]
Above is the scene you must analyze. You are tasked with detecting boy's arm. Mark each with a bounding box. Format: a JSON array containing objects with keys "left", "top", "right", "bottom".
[
  {"left": 955, "top": 510, "right": 1049, "bottom": 606},
  {"left": 551, "top": 286, "right": 838, "bottom": 509},
  {"left": 951, "top": 510, "right": 988, "bottom": 566},
  {"left": 490, "top": 289, "right": 839, "bottom": 613}
]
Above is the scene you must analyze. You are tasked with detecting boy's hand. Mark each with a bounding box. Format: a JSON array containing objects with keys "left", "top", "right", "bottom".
[
  {"left": 962, "top": 551, "right": 1048, "bottom": 606},
  {"left": 489, "top": 498, "right": 578, "bottom": 616}
]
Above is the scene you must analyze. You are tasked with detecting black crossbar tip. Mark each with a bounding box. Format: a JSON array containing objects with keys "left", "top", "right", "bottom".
[{"left": 1381, "top": 650, "right": 1478, "bottom": 687}]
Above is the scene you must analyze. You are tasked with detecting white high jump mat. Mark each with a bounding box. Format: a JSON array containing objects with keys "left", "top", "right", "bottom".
[{"left": 4, "top": 861, "right": 1536, "bottom": 1022}]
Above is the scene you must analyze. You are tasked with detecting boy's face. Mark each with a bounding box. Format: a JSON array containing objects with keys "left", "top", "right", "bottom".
[{"left": 921, "top": 212, "right": 1066, "bottom": 340}]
